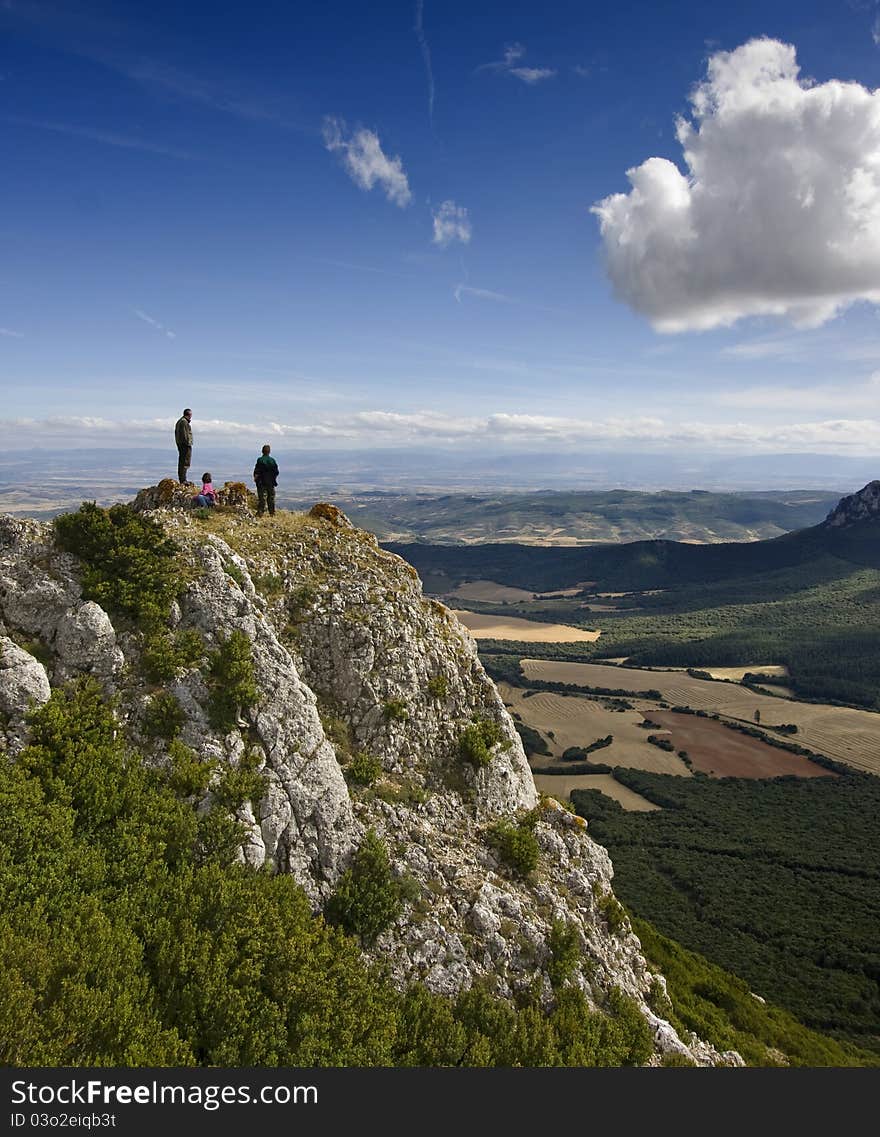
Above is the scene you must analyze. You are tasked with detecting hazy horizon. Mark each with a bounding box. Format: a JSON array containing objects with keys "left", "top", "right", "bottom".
[{"left": 0, "top": 447, "right": 875, "bottom": 513}]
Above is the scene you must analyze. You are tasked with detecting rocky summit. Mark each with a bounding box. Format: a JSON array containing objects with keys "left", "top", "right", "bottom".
[
  {"left": 0, "top": 490, "right": 743, "bottom": 1066},
  {"left": 822, "top": 480, "right": 880, "bottom": 528}
]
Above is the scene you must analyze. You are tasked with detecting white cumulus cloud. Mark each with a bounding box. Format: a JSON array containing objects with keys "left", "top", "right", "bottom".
[
  {"left": 592, "top": 38, "right": 880, "bottom": 332},
  {"left": 432, "top": 200, "right": 472, "bottom": 246},
  {"left": 323, "top": 117, "right": 412, "bottom": 207}
]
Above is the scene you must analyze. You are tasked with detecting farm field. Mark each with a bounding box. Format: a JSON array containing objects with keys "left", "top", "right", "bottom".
[
  {"left": 449, "top": 580, "right": 536, "bottom": 603},
  {"left": 452, "top": 610, "right": 601, "bottom": 643},
  {"left": 649, "top": 711, "right": 837, "bottom": 779},
  {"left": 519, "top": 659, "right": 880, "bottom": 774},
  {"left": 700, "top": 664, "right": 789, "bottom": 680},
  {"left": 498, "top": 682, "right": 690, "bottom": 773},
  {"left": 447, "top": 579, "right": 586, "bottom": 603},
  {"left": 534, "top": 772, "right": 660, "bottom": 811}
]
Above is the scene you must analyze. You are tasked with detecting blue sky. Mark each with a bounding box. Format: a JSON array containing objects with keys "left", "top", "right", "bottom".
[{"left": 4, "top": 0, "right": 880, "bottom": 460}]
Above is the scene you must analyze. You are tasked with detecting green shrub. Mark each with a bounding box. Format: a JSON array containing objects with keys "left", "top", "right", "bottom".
[
  {"left": 345, "top": 751, "right": 383, "bottom": 787},
  {"left": 223, "top": 559, "right": 246, "bottom": 588},
  {"left": 374, "top": 779, "right": 428, "bottom": 807},
  {"left": 325, "top": 830, "right": 403, "bottom": 945},
  {"left": 287, "top": 584, "right": 317, "bottom": 622},
  {"left": 53, "top": 502, "right": 181, "bottom": 628},
  {"left": 661, "top": 1050, "right": 698, "bottom": 1066},
  {"left": 647, "top": 734, "right": 675, "bottom": 752},
  {"left": 195, "top": 809, "right": 248, "bottom": 867},
  {"left": 141, "top": 628, "right": 204, "bottom": 684},
  {"left": 142, "top": 692, "right": 186, "bottom": 740},
  {"left": 647, "top": 977, "right": 675, "bottom": 1021},
  {"left": 0, "top": 678, "right": 671, "bottom": 1068},
  {"left": 514, "top": 721, "right": 552, "bottom": 757},
  {"left": 319, "top": 710, "right": 354, "bottom": 759},
  {"left": 252, "top": 573, "right": 284, "bottom": 598},
  {"left": 213, "top": 750, "right": 266, "bottom": 811},
  {"left": 164, "top": 739, "right": 215, "bottom": 797},
  {"left": 594, "top": 887, "right": 628, "bottom": 935},
  {"left": 206, "top": 631, "right": 258, "bottom": 732},
  {"left": 484, "top": 817, "right": 540, "bottom": 877},
  {"left": 427, "top": 675, "right": 449, "bottom": 699},
  {"left": 547, "top": 919, "right": 581, "bottom": 990},
  {"left": 459, "top": 718, "right": 511, "bottom": 767},
  {"left": 382, "top": 699, "right": 408, "bottom": 722}
]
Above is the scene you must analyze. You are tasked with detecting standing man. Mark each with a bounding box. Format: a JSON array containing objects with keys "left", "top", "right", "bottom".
[
  {"left": 175, "top": 408, "right": 193, "bottom": 484},
  {"left": 253, "top": 443, "right": 279, "bottom": 517}
]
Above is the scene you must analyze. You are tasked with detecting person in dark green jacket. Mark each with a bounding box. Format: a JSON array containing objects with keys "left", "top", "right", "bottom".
[
  {"left": 253, "top": 444, "right": 279, "bottom": 517},
  {"left": 174, "top": 408, "right": 193, "bottom": 483}
]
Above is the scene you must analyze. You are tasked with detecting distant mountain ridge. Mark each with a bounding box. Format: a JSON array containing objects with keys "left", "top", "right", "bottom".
[
  {"left": 384, "top": 481, "right": 880, "bottom": 594},
  {"left": 284, "top": 488, "right": 844, "bottom": 547}
]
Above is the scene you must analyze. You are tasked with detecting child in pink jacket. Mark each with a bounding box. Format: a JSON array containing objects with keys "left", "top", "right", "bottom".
[{"left": 192, "top": 473, "right": 216, "bottom": 508}]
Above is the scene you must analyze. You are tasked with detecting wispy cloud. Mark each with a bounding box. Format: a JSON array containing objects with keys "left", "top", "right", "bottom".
[
  {"left": 720, "top": 337, "right": 811, "bottom": 362},
  {"left": 414, "top": 0, "right": 435, "bottom": 125},
  {"left": 509, "top": 66, "right": 556, "bottom": 84},
  {"left": 11, "top": 117, "right": 194, "bottom": 158},
  {"left": 452, "top": 283, "right": 570, "bottom": 316},
  {"left": 322, "top": 117, "right": 412, "bottom": 207},
  {"left": 133, "top": 309, "right": 176, "bottom": 339},
  {"left": 432, "top": 200, "right": 472, "bottom": 247},
  {"left": 122, "top": 59, "right": 303, "bottom": 127},
  {"left": 0, "top": 327, "right": 23, "bottom": 338},
  {"left": 477, "top": 42, "right": 556, "bottom": 84},
  {"left": 478, "top": 43, "right": 526, "bottom": 72},
  {"left": 453, "top": 284, "right": 515, "bottom": 304},
  {"left": 5, "top": 410, "right": 880, "bottom": 454}
]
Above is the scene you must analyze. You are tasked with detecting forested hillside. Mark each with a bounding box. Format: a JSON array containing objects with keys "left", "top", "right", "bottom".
[{"left": 570, "top": 770, "right": 880, "bottom": 1057}]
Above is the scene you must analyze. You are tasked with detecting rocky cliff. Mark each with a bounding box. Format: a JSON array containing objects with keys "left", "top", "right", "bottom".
[
  {"left": 0, "top": 490, "right": 741, "bottom": 1066},
  {"left": 822, "top": 480, "right": 880, "bottom": 528}
]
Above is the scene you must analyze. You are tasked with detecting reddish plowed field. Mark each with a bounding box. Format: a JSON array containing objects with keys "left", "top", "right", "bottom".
[{"left": 649, "top": 712, "right": 838, "bottom": 779}]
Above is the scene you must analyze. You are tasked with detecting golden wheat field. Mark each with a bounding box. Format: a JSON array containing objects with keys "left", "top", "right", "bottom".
[
  {"left": 452, "top": 610, "right": 601, "bottom": 643},
  {"left": 519, "top": 659, "right": 880, "bottom": 774},
  {"left": 534, "top": 772, "right": 660, "bottom": 811},
  {"left": 701, "top": 664, "right": 789, "bottom": 680}
]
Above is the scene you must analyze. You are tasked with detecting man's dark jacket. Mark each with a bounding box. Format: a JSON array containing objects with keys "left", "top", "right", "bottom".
[
  {"left": 253, "top": 454, "right": 279, "bottom": 486},
  {"left": 175, "top": 416, "right": 193, "bottom": 451}
]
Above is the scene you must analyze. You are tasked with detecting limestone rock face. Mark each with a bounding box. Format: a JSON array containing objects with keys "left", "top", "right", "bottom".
[
  {"left": 0, "top": 636, "right": 51, "bottom": 751},
  {"left": 0, "top": 498, "right": 740, "bottom": 1067}
]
